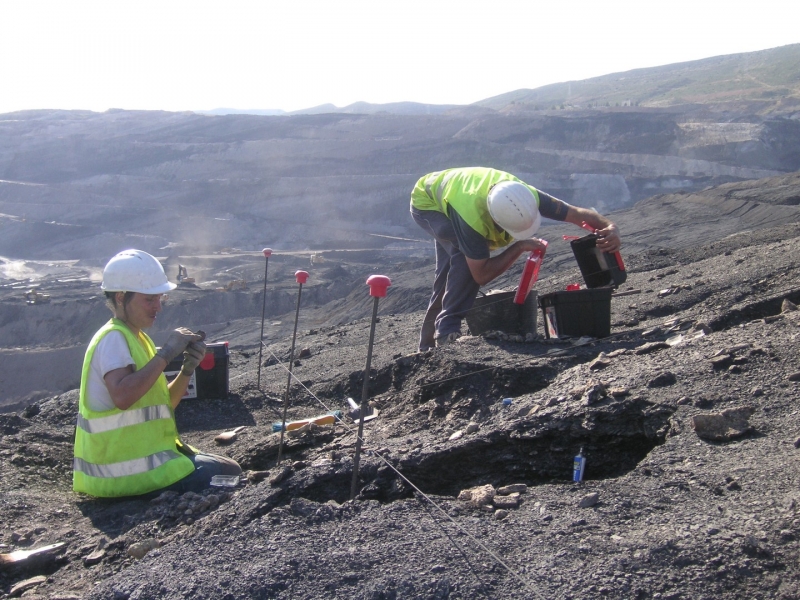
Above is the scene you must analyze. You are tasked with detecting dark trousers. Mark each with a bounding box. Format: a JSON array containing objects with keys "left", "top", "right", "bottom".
[
  {"left": 159, "top": 452, "right": 242, "bottom": 494},
  {"left": 411, "top": 207, "right": 480, "bottom": 351}
]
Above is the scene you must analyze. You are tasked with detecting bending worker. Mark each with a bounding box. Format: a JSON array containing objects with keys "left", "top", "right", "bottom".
[
  {"left": 73, "top": 249, "right": 241, "bottom": 498},
  {"left": 410, "top": 166, "right": 622, "bottom": 351}
]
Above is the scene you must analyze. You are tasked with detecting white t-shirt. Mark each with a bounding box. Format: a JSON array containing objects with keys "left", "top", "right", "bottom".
[{"left": 86, "top": 331, "right": 136, "bottom": 412}]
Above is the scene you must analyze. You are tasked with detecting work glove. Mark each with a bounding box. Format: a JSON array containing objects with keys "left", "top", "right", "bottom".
[
  {"left": 155, "top": 328, "right": 202, "bottom": 364},
  {"left": 181, "top": 341, "right": 207, "bottom": 376}
]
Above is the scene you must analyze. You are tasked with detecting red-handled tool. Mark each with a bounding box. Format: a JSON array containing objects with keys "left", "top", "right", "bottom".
[
  {"left": 580, "top": 222, "right": 625, "bottom": 272},
  {"left": 514, "top": 240, "right": 548, "bottom": 304}
]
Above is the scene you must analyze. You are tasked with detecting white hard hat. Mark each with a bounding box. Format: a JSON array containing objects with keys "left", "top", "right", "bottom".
[
  {"left": 487, "top": 181, "right": 541, "bottom": 240},
  {"left": 101, "top": 249, "right": 176, "bottom": 294}
]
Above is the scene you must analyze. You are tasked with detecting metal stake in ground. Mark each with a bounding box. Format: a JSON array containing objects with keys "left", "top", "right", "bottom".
[
  {"left": 257, "top": 248, "right": 273, "bottom": 389},
  {"left": 277, "top": 270, "right": 309, "bottom": 464},
  {"left": 350, "top": 275, "right": 391, "bottom": 500}
]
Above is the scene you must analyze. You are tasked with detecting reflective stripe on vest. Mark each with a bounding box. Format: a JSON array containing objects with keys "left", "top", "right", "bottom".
[
  {"left": 76, "top": 404, "right": 173, "bottom": 434},
  {"left": 73, "top": 449, "right": 183, "bottom": 479}
]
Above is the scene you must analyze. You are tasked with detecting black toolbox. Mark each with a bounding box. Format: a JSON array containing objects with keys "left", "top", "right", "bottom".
[
  {"left": 164, "top": 341, "right": 229, "bottom": 400},
  {"left": 539, "top": 288, "right": 613, "bottom": 339},
  {"left": 569, "top": 234, "right": 626, "bottom": 288},
  {"left": 538, "top": 234, "right": 625, "bottom": 339},
  {"left": 465, "top": 291, "right": 538, "bottom": 336}
]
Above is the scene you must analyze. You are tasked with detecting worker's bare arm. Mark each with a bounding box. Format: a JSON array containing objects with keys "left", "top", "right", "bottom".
[
  {"left": 465, "top": 238, "right": 547, "bottom": 286},
  {"left": 167, "top": 372, "right": 192, "bottom": 410},
  {"left": 563, "top": 206, "right": 621, "bottom": 253},
  {"left": 103, "top": 356, "right": 171, "bottom": 411}
]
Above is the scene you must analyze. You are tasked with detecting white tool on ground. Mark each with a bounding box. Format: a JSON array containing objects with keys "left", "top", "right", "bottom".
[
  {"left": 214, "top": 426, "right": 246, "bottom": 444},
  {"left": 0, "top": 543, "right": 64, "bottom": 565},
  {"left": 346, "top": 397, "right": 379, "bottom": 424}
]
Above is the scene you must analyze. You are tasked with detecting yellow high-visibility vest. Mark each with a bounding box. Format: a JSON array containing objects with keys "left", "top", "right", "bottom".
[
  {"left": 73, "top": 319, "right": 194, "bottom": 497},
  {"left": 410, "top": 167, "right": 541, "bottom": 251}
]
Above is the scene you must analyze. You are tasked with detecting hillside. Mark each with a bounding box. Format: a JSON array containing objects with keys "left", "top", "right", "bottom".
[{"left": 478, "top": 43, "right": 800, "bottom": 114}]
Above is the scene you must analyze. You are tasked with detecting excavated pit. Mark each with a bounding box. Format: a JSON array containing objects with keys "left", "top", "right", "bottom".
[
  {"left": 400, "top": 397, "right": 677, "bottom": 497},
  {"left": 236, "top": 403, "right": 677, "bottom": 508},
  {"left": 227, "top": 352, "right": 679, "bottom": 506}
]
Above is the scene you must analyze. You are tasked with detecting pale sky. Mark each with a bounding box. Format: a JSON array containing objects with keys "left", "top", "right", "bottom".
[{"left": 1, "top": 0, "right": 798, "bottom": 115}]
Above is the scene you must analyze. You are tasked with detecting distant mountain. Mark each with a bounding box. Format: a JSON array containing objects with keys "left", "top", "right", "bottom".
[
  {"left": 199, "top": 108, "right": 288, "bottom": 116},
  {"left": 477, "top": 44, "right": 800, "bottom": 114},
  {"left": 291, "top": 101, "right": 460, "bottom": 116},
  {"left": 200, "top": 102, "right": 460, "bottom": 117},
  {"left": 199, "top": 45, "right": 800, "bottom": 119}
]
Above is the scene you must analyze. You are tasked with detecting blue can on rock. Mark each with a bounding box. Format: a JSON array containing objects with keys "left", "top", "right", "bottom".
[{"left": 573, "top": 448, "right": 586, "bottom": 482}]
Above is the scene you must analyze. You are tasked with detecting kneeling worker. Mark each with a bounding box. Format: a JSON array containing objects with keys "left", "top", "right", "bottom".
[
  {"left": 73, "top": 249, "right": 241, "bottom": 498},
  {"left": 410, "top": 166, "right": 622, "bottom": 351}
]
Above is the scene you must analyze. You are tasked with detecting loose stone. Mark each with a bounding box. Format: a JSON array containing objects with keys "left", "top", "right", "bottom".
[
  {"left": 269, "top": 466, "right": 292, "bottom": 485},
  {"left": 493, "top": 493, "right": 520, "bottom": 509},
  {"left": 127, "top": 538, "right": 161, "bottom": 560},
  {"left": 246, "top": 470, "right": 270, "bottom": 483},
  {"left": 691, "top": 406, "right": 756, "bottom": 441},
  {"left": 648, "top": 372, "right": 677, "bottom": 388},
  {"left": 589, "top": 355, "right": 612, "bottom": 370},
  {"left": 9, "top": 576, "right": 47, "bottom": 597},
  {"left": 710, "top": 355, "right": 733, "bottom": 369},
  {"left": 635, "top": 341, "right": 669, "bottom": 354},
  {"left": 498, "top": 484, "right": 527, "bottom": 495},
  {"left": 458, "top": 484, "right": 496, "bottom": 507},
  {"left": 83, "top": 549, "right": 105, "bottom": 567}
]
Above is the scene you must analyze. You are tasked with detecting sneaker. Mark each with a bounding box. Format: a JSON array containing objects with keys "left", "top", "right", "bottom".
[{"left": 435, "top": 332, "right": 460, "bottom": 347}]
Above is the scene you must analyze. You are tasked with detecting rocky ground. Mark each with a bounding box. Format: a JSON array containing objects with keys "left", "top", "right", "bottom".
[{"left": 2, "top": 176, "right": 800, "bottom": 599}]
